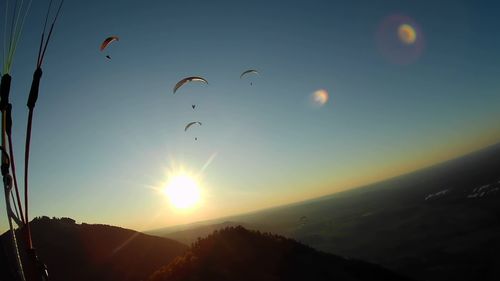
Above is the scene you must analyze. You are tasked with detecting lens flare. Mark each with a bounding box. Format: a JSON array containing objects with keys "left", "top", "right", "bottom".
[
  {"left": 398, "top": 24, "right": 417, "bottom": 45},
  {"left": 376, "top": 14, "right": 425, "bottom": 65},
  {"left": 311, "top": 89, "right": 329, "bottom": 107}
]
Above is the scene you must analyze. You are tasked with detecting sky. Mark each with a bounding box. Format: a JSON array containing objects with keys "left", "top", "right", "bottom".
[{"left": 1, "top": 0, "right": 500, "bottom": 232}]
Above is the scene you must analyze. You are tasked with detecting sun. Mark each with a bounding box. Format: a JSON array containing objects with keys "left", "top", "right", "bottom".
[{"left": 163, "top": 174, "right": 201, "bottom": 210}]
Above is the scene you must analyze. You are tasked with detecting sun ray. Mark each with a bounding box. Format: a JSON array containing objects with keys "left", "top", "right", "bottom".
[{"left": 200, "top": 152, "right": 218, "bottom": 174}]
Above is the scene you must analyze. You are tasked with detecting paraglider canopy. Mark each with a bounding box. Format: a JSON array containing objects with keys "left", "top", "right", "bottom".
[
  {"left": 100, "top": 36, "right": 119, "bottom": 51},
  {"left": 185, "top": 121, "right": 202, "bottom": 132},
  {"left": 240, "top": 69, "right": 259, "bottom": 79},
  {"left": 173, "top": 77, "right": 208, "bottom": 94}
]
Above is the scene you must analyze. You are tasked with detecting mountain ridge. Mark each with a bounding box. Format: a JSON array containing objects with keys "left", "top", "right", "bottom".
[
  {"left": 148, "top": 226, "right": 414, "bottom": 281},
  {"left": 1, "top": 217, "right": 188, "bottom": 281}
]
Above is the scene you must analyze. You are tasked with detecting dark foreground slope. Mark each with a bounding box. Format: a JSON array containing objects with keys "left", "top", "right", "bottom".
[
  {"left": 1, "top": 217, "right": 188, "bottom": 281},
  {"left": 148, "top": 226, "right": 413, "bottom": 281},
  {"left": 154, "top": 143, "right": 500, "bottom": 281}
]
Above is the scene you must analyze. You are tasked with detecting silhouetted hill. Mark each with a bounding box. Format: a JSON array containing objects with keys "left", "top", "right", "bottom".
[
  {"left": 148, "top": 226, "right": 413, "bottom": 281},
  {"left": 148, "top": 221, "right": 249, "bottom": 245},
  {"left": 152, "top": 143, "right": 500, "bottom": 281},
  {"left": 1, "top": 217, "right": 188, "bottom": 281}
]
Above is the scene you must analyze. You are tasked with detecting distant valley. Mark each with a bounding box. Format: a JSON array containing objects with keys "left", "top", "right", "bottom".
[{"left": 151, "top": 143, "right": 500, "bottom": 281}]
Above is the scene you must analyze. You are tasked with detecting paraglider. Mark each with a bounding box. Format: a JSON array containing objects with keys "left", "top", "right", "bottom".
[
  {"left": 240, "top": 69, "right": 259, "bottom": 79},
  {"left": 192, "top": 105, "right": 196, "bottom": 110},
  {"left": 240, "top": 69, "right": 259, "bottom": 85},
  {"left": 185, "top": 121, "right": 202, "bottom": 132},
  {"left": 173, "top": 76, "right": 208, "bottom": 94},
  {"left": 100, "top": 36, "right": 119, "bottom": 51},
  {"left": 185, "top": 121, "right": 202, "bottom": 141},
  {"left": 100, "top": 36, "right": 119, "bottom": 60}
]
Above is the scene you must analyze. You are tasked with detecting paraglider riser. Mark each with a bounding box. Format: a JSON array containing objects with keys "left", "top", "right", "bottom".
[
  {"left": 27, "top": 68, "right": 43, "bottom": 110},
  {"left": 0, "top": 75, "right": 12, "bottom": 111}
]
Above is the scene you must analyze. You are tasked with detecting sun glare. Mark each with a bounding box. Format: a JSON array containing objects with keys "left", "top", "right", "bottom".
[{"left": 164, "top": 174, "right": 201, "bottom": 210}]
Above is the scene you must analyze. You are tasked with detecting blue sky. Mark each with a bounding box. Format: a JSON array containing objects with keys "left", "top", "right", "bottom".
[{"left": 1, "top": 0, "right": 500, "bottom": 231}]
